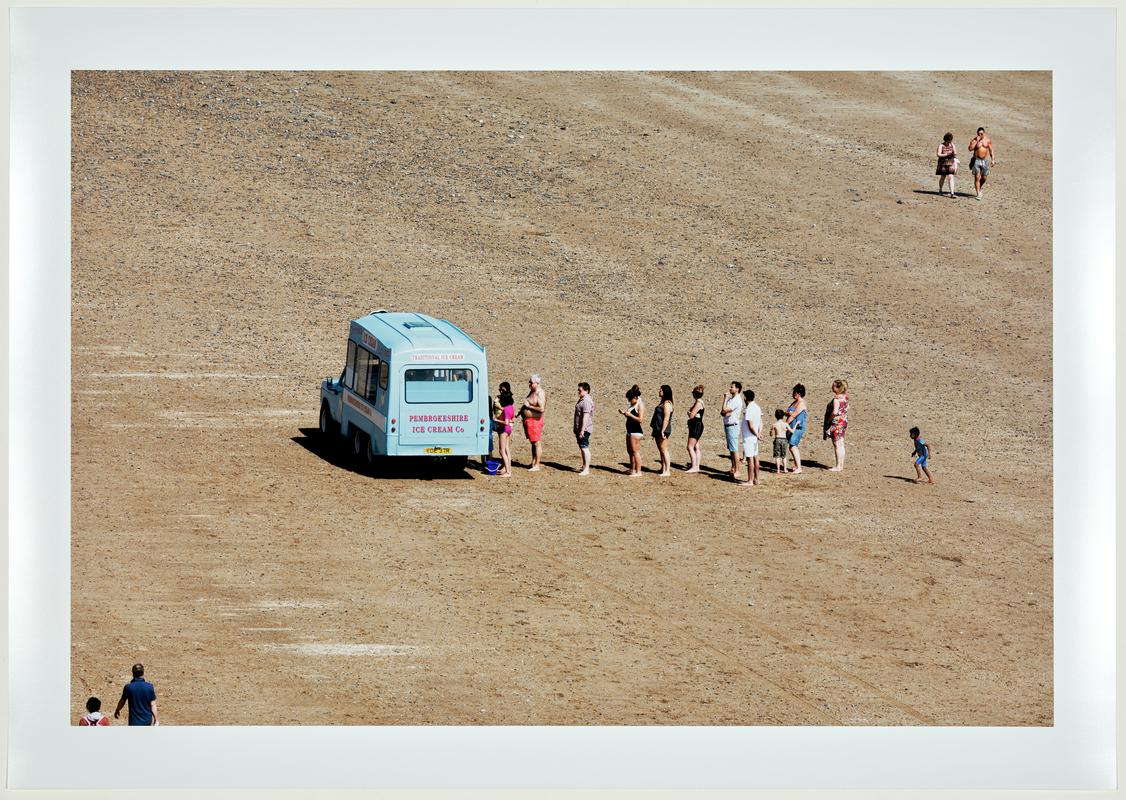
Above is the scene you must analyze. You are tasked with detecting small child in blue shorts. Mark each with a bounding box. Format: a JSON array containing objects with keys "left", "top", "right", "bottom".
[{"left": 909, "top": 426, "right": 934, "bottom": 484}]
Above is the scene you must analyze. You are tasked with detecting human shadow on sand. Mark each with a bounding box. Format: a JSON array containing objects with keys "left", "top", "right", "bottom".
[
  {"left": 714, "top": 451, "right": 833, "bottom": 471},
  {"left": 542, "top": 460, "right": 583, "bottom": 474},
  {"left": 911, "top": 189, "right": 971, "bottom": 198},
  {"left": 800, "top": 458, "right": 833, "bottom": 471},
  {"left": 692, "top": 464, "right": 738, "bottom": 482},
  {"left": 883, "top": 474, "right": 920, "bottom": 483},
  {"left": 591, "top": 463, "right": 632, "bottom": 475},
  {"left": 291, "top": 428, "right": 473, "bottom": 481}
]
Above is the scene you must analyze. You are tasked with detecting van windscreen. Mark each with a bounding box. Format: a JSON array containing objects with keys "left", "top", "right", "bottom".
[{"left": 404, "top": 368, "right": 474, "bottom": 404}]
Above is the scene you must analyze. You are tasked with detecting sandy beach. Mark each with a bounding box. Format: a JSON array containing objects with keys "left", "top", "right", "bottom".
[{"left": 71, "top": 71, "right": 1052, "bottom": 725}]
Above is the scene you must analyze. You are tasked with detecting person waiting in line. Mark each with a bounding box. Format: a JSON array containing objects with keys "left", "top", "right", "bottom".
[
  {"left": 771, "top": 409, "right": 790, "bottom": 473},
  {"left": 825, "top": 379, "right": 849, "bottom": 472},
  {"left": 573, "top": 382, "right": 595, "bottom": 476},
  {"left": 720, "top": 381, "right": 744, "bottom": 477},
  {"left": 785, "top": 383, "right": 808, "bottom": 475},
  {"left": 521, "top": 374, "right": 546, "bottom": 472},
  {"left": 740, "top": 389, "right": 764, "bottom": 486},
  {"left": 483, "top": 392, "right": 499, "bottom": 470},
  {"left": 493, "top": 381, "right": 516, "bottom": 477},
  {"left": 649, "top": 385, "right": 674, "bottom": 477},
  {"left": 684, "top": 384, "right": 705, "bottom": 474},
  {"left": 618, "top": 385, "right": 645, "bottom": 477}
]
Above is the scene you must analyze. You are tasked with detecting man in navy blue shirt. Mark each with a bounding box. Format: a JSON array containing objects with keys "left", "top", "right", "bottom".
[{"left": 114, "top": 663, "right": 159, "bottom": 726}]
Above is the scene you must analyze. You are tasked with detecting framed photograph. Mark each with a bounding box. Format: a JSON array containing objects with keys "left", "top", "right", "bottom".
[{"left": 8, "top": 5, "right": 1115, "bottom": 793}]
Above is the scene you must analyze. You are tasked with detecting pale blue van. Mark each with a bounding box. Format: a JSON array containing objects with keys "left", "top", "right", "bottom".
[{"left": 319, "top": 311, "right": 491, "bottom": 470}]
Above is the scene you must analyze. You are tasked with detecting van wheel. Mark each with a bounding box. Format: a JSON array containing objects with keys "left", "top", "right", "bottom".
[
  {"left": 352, "top": 427, "right": 376, "bottom": 469},
  {"left": 319, "top": 403, "right": 336, "bottom": 437},
  {"left": 352, "top": 427, "right": 366, "bottom": 463}
]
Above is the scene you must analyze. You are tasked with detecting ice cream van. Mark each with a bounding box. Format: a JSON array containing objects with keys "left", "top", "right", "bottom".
[{"left": 318, "top": 311, "right": 490, "bottom": 470}]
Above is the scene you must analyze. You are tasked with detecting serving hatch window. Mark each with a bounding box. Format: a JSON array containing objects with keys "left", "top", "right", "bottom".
[{"left": 404, "top": 368, "right": 474, "bottom": 404}]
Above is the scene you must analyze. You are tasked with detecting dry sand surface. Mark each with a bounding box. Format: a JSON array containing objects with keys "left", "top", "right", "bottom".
[{"left": 71, "top": 71, "right": 1052, "bottom": 725}]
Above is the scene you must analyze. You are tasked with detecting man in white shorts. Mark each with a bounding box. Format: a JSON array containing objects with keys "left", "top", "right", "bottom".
[{"left": 740, "top": 389, "right": 764, "bottom": 486}]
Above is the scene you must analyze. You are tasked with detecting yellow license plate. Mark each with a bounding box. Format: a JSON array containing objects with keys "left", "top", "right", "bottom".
[{"left": 424, "top": 447, "right": 452, "bottom": 455}]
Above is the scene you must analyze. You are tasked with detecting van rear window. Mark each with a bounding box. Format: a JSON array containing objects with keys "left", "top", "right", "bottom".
[{"left": 404, "top": 368, "right": 474, "bottom": 404}]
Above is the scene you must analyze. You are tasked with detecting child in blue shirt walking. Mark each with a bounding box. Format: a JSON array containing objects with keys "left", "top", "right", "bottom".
[{"left": 909, "top": 427, "right": 934, "bottom": 484}]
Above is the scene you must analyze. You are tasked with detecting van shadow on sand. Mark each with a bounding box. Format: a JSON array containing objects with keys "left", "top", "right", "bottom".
[{"left": 292, "top": 428, "right": 474, "bottom": 481}]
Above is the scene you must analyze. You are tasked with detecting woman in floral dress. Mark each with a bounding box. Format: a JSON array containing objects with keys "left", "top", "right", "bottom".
[{"left": 827, "top": 379, "right": 849, "bottom": 472}]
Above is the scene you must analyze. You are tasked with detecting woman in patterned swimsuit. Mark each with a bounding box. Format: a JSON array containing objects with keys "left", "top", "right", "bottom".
[
  {"left": 936, "top": 132, "right": 958, "bottom": 197},
  {"left": 827, "top": 379, "right": 849, "bottom": 472}
]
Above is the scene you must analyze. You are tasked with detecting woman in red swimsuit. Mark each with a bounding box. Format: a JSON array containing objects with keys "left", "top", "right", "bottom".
[{"left": 827, "top": 379, "right": 849, "bottom": 472}]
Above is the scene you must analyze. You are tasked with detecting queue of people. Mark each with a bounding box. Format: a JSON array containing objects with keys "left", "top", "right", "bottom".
[{"left": 480, "top": 374, "right": 923, "bottom": 484}]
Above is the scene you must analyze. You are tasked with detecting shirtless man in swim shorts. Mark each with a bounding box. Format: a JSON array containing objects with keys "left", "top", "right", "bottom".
[
  {"left": 968, "top": 127, "right": 995, "bottom": 200},
  {"left": 521, "top": 374, "right": 546, "bottom": 471}
]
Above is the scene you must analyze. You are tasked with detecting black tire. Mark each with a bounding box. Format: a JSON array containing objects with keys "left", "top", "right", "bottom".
[
  {"left": 352, "top": 426, "right": 366, "bottom": 462},
  {"left": 352, "top": 426, "right": 376, "bottom": 470},
  {"left": 319, "top": 402, "right": 336, "bottom": 437}
]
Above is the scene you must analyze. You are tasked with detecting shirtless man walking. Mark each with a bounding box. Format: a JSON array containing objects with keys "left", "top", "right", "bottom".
[
  {"left": 968, "top": 127, "right": 995, "bottom": 200},
  {"left": 521, "top": 374, "right": 547, "bottom": 471}
]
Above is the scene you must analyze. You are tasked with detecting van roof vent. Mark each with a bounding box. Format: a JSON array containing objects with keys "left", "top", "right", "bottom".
[{"left": 402, "top": 320, "right": 435, "bottom": 329}]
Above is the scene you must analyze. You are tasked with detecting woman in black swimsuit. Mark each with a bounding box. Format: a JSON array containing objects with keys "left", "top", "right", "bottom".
[
  {"left": 649, "top": 384, "right": 674, "bottom": 477},
  {"left": 684, "top": 383, "right": 705, "bottom": 473},
  {"left": 617, "top": 384, "right": 645, "bottom": 476}
]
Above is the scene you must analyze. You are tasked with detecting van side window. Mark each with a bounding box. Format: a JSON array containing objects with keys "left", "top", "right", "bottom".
[
  {"left": 365, "top": 356, "right": 380, "bottom": 403},
  {"left": 355, "top": 347, "right": 371, "bottom": 399},
  {"left": 345, "top": 341, "right": 357, "bottom": 389},
  {"left": 378, "top": 361, "right": 389, "bottom": 391}
]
